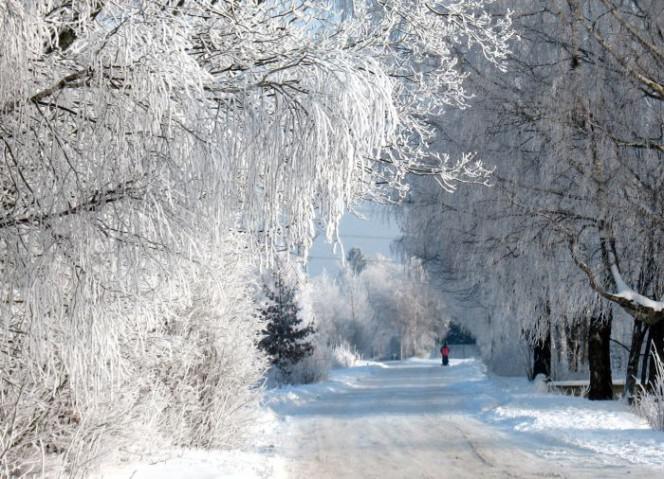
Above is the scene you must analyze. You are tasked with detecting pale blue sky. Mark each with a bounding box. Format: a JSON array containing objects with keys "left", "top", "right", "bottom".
[{"left": 306, "top": 203, "right": 401, "bottom": 277}]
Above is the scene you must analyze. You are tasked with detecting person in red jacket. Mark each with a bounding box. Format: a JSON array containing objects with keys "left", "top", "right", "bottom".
[{"left": 440, "top": 341, "right": 450, "bottom": 366}]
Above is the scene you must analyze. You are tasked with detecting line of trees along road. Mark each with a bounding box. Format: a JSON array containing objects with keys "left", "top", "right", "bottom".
[
  {"left": 309, "top": 252, "right": 448, "bottom": 361},
  {"left": 397, "top": 0, "right": 664, "bottom": 402}
]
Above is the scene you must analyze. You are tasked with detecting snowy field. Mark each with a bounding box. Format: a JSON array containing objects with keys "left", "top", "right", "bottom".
[{"left": 95, "top": 359, "right": 663, "bottom": 478}]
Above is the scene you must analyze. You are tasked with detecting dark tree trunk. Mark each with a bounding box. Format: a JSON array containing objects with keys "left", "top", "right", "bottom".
[
  {"left": 532, "top": 328, "right": 551, "bottom": 379},
  {"left": 624, "top": 320, "right": 647, "bottom": 403},
  {"left": 641, "top": 327, "right": 653, "bottom": 387},
  {"left": 588, "top": 312, "right": 613, "bottom": 400},
  {"left": 565, "top": 317, "right": 587, "bottom": 372},
  {"left": 647, "top": 320, "right": 664, "bottom": 388}
]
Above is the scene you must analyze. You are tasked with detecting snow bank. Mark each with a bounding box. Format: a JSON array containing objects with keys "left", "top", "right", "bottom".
[
  {"left": 92, "top": 410, "right": 282, "bottom": 479},
  {"left": 93, "top": 449, "right": 282, "bottom": 479},
  {"left": 464, "top": 363, "right": 664, "bottom": 468}
]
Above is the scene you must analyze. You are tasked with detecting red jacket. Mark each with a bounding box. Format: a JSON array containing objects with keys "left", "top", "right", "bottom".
[{"left": 441, "top": 346, "right": 449, "bottom": 356}]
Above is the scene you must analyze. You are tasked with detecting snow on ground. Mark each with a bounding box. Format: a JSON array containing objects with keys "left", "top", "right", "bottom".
[
  {"left": 406, "top": 357, "right": 664, "bottom": 468},
  {"left": 91, "top": 406, "right": 283, "bottom": 479},
  {"left": 93, "top": 448, "right": 279, "bottom": 479},
  {"left": 269, "top": 358, "right": 664, "bottom": 474},
  {"left": 94, "top": 358, "right": 664, "bottom": 478},
  {"left": 481, "top": 371, "right": 664, "bottom": 468},
  {"left": 264, "top": 360, "right": 387, "bottom": 411}
]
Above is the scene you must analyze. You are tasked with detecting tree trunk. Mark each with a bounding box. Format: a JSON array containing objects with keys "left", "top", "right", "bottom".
[
  {"left": 640, "top": 326, "right": 653, "bottom": 387},
  {"left": 588, "top": 312, "right": 613, "bottom": 400},
  {"left": 532, "top": 328, "right": 551, "bottom": 379},
  {"left": 565, "top": 317, "right": 587, "bottom": 372},
  {"left": 624, "top": 320, "right": 646, "bottom": 403}
]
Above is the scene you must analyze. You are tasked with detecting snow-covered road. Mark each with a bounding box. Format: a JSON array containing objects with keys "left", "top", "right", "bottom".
[
  {"left": 97, "top": 358, "right": 663, "bottom": 478},
  {"left": 268, "top": 359, "right": 659, "bottom": 479}
]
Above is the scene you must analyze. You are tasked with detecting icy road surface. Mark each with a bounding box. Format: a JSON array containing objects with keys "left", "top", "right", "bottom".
[{"left": 268, "top": 359, "right": 661, "bottom": 479}]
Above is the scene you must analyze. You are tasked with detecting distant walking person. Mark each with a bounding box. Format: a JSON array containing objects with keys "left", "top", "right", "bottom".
[{"left": 440, "top": 342, "right": 450, "bottom": 366}]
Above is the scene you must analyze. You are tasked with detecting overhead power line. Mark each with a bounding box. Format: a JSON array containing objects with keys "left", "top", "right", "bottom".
[
  {"left": 308, "top": 255, "right": 400, "bottom": 263},
  {"left": 335, "top": 234, "right": 398, "bottom": 240}
]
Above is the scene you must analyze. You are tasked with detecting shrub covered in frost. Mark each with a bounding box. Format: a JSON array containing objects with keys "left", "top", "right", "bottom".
[
  {"left": 282, "top": 344, "right": 332, "bottom": 385},
  {"left": 0, "top": 236, "right": 266, "bottom": 476},
  {"left": 332, "top": 342, "right": 361, "bottom": 369},
  {"left": 273, "top": 340, "right": 362, "bottom": 385},
  {"left": 636, "top": 352, "right": 664, "bottom": 431}
]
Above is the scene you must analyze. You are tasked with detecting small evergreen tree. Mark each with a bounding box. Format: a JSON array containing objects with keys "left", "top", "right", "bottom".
[{"left": 258, "top": 274, "right": 315, "bottom": 373}]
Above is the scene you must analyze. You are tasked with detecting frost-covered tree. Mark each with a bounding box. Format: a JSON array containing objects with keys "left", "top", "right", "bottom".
[
  {"left": 347, "top": 248, "right": 368, "bottom": 276},
  {"left": 396, "top": 0, "right": 664, "bottom": 401},
  {"left": 309, "top": 256, "right": 447, "bottom": 359},
  {"left": 0, "top": 0, "right": 515, "bottom": 474}
]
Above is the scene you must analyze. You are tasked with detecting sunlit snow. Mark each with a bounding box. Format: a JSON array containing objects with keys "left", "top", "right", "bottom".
[{"left": 96, "top": 359, "right": 663, "bottom": 478}]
